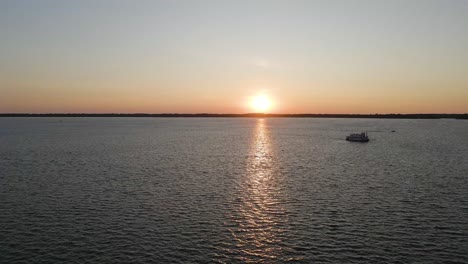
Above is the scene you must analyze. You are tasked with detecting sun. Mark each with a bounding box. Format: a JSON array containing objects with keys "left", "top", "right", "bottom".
[{"left": 250, "top": 95, "right": 272, "bottom": 113}]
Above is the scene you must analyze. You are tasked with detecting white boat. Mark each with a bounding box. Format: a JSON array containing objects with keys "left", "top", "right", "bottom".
[{"left": 346, "top": 132, "right": 369, "bottom": 142}]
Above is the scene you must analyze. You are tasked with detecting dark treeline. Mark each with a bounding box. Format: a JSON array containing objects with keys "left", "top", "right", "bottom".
[{"left": 1, "top": 113, "right": 467, "bottom": 119}]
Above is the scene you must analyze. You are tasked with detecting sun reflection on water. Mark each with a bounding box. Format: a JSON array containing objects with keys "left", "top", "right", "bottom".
[{"left": 225, "top": 119, "right": 290, "bottom": 262}]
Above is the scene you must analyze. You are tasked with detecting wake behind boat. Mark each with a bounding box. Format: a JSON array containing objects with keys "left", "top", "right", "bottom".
[{"left": 346, "top": 132, "right": 369, "bottom": 142}]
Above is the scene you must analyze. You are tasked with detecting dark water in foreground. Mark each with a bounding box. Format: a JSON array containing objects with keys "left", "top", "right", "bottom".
[{"left": 1, "top": 118, "right": 467, "bottom": 263}]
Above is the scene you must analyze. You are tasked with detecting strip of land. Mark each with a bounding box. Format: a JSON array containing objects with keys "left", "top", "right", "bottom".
[{"left": 1, "top": 113, "right": 467, "bottom": 119}]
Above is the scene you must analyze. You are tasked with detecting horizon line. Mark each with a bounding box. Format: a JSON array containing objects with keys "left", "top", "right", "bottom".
[{"left": 1, "top": 113, "right": 467, "bottom": 119}]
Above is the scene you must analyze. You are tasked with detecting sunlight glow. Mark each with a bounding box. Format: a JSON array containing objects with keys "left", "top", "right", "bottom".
[{"left": 250, "top": 95, "right": 272, "bottom": 113}]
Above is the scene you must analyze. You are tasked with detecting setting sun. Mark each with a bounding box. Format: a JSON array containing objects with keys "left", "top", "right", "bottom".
[{"left": 250, "top": 95, "right": 272, "bottom": 113}]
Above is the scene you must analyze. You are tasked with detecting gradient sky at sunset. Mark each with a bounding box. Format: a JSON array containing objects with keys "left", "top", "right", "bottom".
[{"left": 1, "top": 0, "right": 467, "bottom": 113}]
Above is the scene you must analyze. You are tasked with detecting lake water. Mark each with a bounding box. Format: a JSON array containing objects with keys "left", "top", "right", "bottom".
[{"left": 1, "top": 118, "right": 467, "bottom": 263}]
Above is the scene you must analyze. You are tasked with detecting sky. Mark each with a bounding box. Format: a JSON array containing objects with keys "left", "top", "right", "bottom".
[{"left": 1, "top": 0, "right": 467, "bottom": 114}]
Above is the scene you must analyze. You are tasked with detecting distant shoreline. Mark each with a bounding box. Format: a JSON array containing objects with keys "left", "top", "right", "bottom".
[{"left": 1, "top": 113, "right": 467, "bottom": 119}]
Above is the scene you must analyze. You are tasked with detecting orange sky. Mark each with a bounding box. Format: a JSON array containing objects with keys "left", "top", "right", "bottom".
[{"left": 1, "top": 1, "right": 467, "bottom": 114}]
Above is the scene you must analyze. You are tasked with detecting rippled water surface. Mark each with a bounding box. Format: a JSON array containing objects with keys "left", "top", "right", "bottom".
[{"left": 1, "top": 118, "right": 467, "bottom": 263}]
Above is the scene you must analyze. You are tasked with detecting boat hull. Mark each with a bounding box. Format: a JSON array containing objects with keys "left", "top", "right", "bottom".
[{"left": 346, "top": 137, "right": 369, "bottom": 142}]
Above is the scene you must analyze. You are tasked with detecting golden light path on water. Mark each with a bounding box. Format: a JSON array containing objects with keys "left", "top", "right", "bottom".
[{"left": 226, "top": 119, "right": 294, "bottom": 263}]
